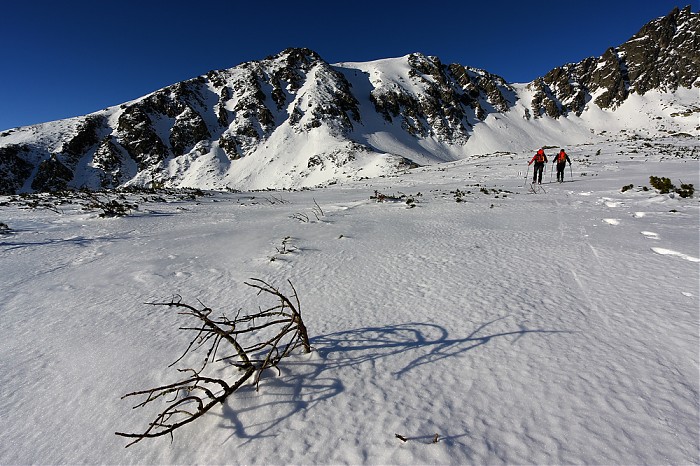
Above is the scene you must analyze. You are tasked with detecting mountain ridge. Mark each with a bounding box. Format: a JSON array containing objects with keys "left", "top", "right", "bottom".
[{"left": 0, "top": 6, "right": 697, "bottom": 194}]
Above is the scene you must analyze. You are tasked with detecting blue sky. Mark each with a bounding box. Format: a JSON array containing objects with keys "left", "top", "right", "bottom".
[{"left": 0, "top": 0, "right": 693, "bottom": 131}]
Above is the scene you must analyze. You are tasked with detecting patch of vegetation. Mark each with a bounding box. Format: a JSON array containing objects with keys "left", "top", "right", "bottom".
[
  {"left": 84, "top": 194, "right": 138, "bottom": 217},
  {"left": 0, "top": 187, "right": 207, "bottom": 217},
  {"left": 649, "top": 176, "right": 694, "bottom": 198},
  {"left": 676, "top": 183, "right": 695, "bottom": 198},
  {"left": 371, "top": 190, "right": 421, "bottom": 208},
  {"left": 450, "top": 189, "right": 469, "bottom": 202},
  {"left": 621, "top": 184, "right": 634, "bottom": 193},
  {"left": 649, "top": 176, "right": 674, "bottom": 194}
]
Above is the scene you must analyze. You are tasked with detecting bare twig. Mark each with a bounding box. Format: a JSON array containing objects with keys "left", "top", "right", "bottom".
[
  {"left": 312, "top": 198, "right": 324, "bottom": 219},
  {"left": 290, "top": 212, "right": 310, "bottom": 223}
]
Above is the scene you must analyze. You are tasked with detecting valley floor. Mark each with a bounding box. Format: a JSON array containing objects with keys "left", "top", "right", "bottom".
[{"left": 0, "top": 137, "right": 698, "bottom": 464}]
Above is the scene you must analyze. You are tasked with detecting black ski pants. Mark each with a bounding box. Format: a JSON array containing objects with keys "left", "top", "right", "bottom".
[
  {"left": 533, "top": 162, "right": 545, "bottom": 184},
  {"left": 556, "top": 162, "right": 566, "bottom": 181}
]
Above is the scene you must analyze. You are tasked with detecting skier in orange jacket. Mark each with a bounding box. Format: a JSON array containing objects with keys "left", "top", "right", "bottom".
[
  {"left": 528, "top": 148, "right": 548, "bottom": 184},
  {"left": 554, "top": 148, "right": 571, "bottom": 182}
]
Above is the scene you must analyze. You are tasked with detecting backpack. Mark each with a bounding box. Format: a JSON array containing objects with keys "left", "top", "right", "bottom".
[
  {"left": 557, "top": 151, "right": 567, "bottom": 163},
  {"left": 535, "top": 151, "right": 545, "bottom": 163}
]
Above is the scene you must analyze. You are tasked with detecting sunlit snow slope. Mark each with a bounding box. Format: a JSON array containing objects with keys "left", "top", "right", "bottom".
[{"left": 1, "top": 136, "right": 697, "bottom": 465}]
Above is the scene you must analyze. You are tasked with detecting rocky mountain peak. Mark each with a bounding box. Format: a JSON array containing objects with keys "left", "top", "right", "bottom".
[
  {"left": 621, "top": 5, "right": 699, "bottom": 94},
  {"left": 529, "top": 6, "right": 699, "bottom": 118}
]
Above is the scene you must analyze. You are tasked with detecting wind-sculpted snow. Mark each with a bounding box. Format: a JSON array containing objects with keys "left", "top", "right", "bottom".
[{"left": 0, "top": 137, "right": 697, "bottom": 464}]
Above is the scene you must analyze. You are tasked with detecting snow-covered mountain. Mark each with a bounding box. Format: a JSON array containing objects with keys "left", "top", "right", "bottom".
[{"left": 0, "top": 6, "right": 697, "bottom": 194}]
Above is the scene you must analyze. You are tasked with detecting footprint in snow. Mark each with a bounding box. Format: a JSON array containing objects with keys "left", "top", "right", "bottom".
[
  {"left": 641, "top": 231, "right": 659, "bottom": 239},
  {"left": 651, "top": 247, "right": 700, "bottom": 262}
]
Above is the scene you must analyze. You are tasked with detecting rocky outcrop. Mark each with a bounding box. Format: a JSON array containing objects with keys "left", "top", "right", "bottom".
[
  {"left": 0, "top": 145, "right": 34, "bottom": 194},
  {"left": 370, "top": 53, "right": 513, "bottom": 143},
  {"left": 447, "top": 63, "right": 512, "bottom": 117},
  {"left": 62, "top": 115, "right": 104, "bottom": 162},
  {"left": 209, "top": 48, "right": 361, "bottom": 160},
  {"left": 92, "top": 136, "right": 128, "bottom": 189},
  {"left": 530, "top": 6, "right": 699, "bottom": 118},
  {"left": 116, "top": 77, "right": 214, "bottom": 168},
  {"left": 116, "top": 105, "right": 169, "bottom": 170},
  {"left": 530, "top": 7, "right": 700, "bottom": 118},
  {"left": 624, "top": 6, "right": 699, "bottom": 93},
  {"left": 31, "top": 154, "right": 74, "bottom": 192}
]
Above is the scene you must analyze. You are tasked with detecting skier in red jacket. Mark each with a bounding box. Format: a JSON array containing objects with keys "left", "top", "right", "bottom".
[{"left": 528, "top": 148, "right": 548, "bottom": 184}]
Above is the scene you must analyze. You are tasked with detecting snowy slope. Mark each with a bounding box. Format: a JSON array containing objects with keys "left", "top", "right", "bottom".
[
  {"left": 2, "top": 67, "right": 696, "bottom": 194},
  {"left": 0, "top": 136, "right": 697, "bottom": 464}
]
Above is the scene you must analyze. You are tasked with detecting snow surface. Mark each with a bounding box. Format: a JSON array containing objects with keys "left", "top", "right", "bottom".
[{"left": 1, "top": 136, "right": 698, "bottom": 465}]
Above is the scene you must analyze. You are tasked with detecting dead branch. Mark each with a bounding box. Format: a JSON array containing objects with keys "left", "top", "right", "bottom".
[
  {"left": 290, "top": 212, "right": 309, "bottom": 222},
  {"left": 312, "top": 198, "right": 324, "bottom": 219},
  {"left": 116, "top": 279, "right": 311, "bottom": 447}
]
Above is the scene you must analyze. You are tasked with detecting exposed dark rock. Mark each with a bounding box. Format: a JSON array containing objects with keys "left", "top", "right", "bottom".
[
  {"left": 93, "top": 136, "right": 127, "bottom": 188},
  {"left": 590, "top": 47, "right": 630, "bottom": 109},
  {"left": 216, "top": 86, "right": 231, "bottom": 126},
  {"left": 62, "top": 115, "right": 105, "bottom": 162},
  {"left": 623, "top": 6, "right": 699, "bottom": 93},
  {"left": 370, "top": 54, "right": 513, "bottom": 142},
  {"left": 31, "top": 154, "right": 74, "bottom": 192},
  {"left": 530, "top": 6, "right": 699, "bottom": 117},
  {"left": 116, "top": 106, "right": 169, "bottom": 170},
  {"left": 0, "top": 144, "right": 34, "bottom": 194},
  {"left": 217, "top": 134, "right": 240, "bottom": 160},
  {"left": 170, "top": 106, "right": 211, "bottom": 156}
]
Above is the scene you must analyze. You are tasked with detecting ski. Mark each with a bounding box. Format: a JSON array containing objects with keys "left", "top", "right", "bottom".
[{"left": 529, "top": 183, "right": 546, "bottom": 194}]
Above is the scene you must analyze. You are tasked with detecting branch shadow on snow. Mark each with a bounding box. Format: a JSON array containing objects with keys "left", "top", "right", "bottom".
[
  {"left": 0, "top": 233, "right": 132, "bottom": 251},
  {"left": 216, "top": 317, "right": 573, "bottom": 445},
  {"left": 312, "top": 317, "right": 572, "bottom": 377}
]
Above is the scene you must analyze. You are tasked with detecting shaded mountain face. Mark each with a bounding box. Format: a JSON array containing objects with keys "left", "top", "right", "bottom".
[
  {"left": 529, "top": 6, "right": 699, "bottom": 118},
  {"left": 0, "top": 7, "right": 698, "bottom": 194}
]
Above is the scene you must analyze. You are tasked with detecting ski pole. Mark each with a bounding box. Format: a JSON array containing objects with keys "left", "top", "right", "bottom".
[
  {"left": 549, "top": 162, "right": 554, "bottom": 183},
  {"left": 524, "top": 164, "right": 530, "bottom": 187},
  {"left": 569, "top": 163, "right": 573, "bottom": 181}
]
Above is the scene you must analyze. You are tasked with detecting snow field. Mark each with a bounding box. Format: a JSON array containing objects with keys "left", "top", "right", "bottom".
[{"left": 0, "top": 137, "right": 698, "bottom": 464}]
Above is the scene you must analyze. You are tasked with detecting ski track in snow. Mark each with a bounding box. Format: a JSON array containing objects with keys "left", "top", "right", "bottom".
[{"left": 0, "top": 138, "right": 698, "bottom": 465}]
